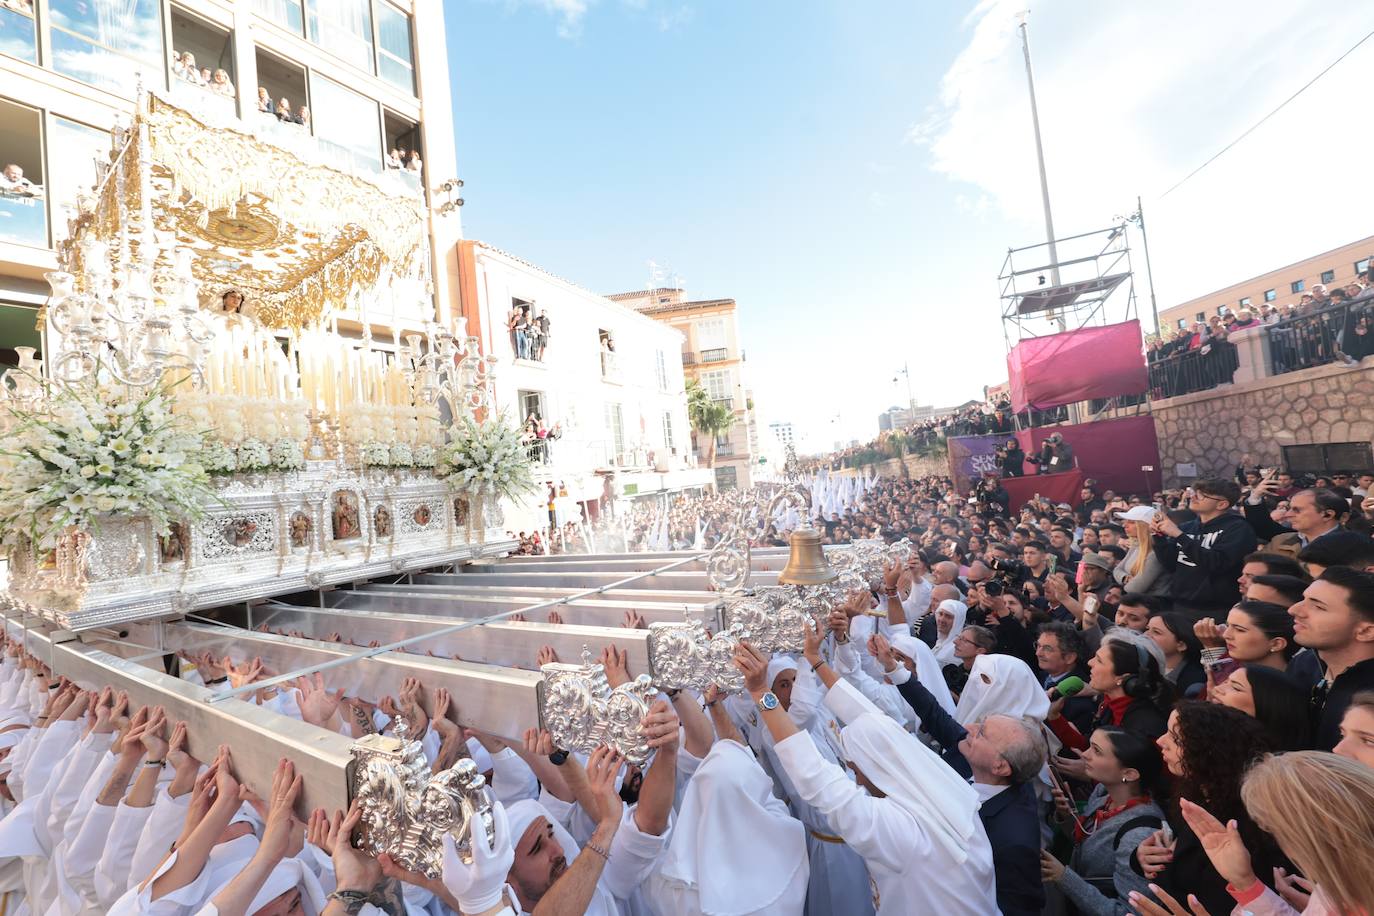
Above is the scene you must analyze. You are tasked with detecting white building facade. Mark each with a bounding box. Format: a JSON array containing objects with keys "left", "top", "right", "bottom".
[{"left": 461, "top": 243, "right": 711, "bottom": 528}]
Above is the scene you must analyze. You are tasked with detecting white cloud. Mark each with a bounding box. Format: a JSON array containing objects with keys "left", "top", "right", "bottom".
[
  {"left": 917, "top": 0, "right": 1374, "bottom": 308},
  {"left": 502, "top": 0, "right": 691, "bottom": 38}
]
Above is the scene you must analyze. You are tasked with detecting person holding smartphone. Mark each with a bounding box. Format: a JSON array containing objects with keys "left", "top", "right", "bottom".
[{"left": 1150, "top": 479, "right": 1257, "bottom": 621}]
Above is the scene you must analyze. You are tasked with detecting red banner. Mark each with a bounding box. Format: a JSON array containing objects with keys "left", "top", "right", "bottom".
[
  {"left": 1015, "top": 416, "right": 1162, "bottom": 498},
  {"left": 1008, "top": 320, "right": 1147, "bottom": 413},
  {"left": 1001, "top": 470, "right": 1086, "bottom": 513}
]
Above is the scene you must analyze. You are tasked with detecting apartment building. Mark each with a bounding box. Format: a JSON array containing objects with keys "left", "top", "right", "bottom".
[
  {"left": 610, "top": 287, "right": 759, "bottom": 490},
  {"left": 0, "top": 0, "right": 462, "bottom": 353},
  {"left": 1159, "top": 235, "right": 1374, "bottom": 332},
  {"left": 455, "top": 243, "right": 710, "bottom": 525}
]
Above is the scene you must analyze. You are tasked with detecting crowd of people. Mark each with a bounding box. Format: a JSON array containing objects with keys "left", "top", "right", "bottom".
[
  {"left": 172, "top": 52, "right": 236, "bottom": 99},
  {"left": 5, "top": 453, "right": 1374, "bottom": 914},
  {"left": 506, "top": 304, "right": 551, "bottom": 363}
]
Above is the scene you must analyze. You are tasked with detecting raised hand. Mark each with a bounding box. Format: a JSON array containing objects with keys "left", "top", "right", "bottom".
[
  {"left": 826, "top": 607, "right": 851, "bottom": 640},
  {"left": 599, "top": 645, "right": 631, "bottom": 689},
  {"left": 639, "top": 699, "right": 679, "bottom": 753},
  {"left": 536, "top": 645, "right": 560, "bottom": 667},
  {"left": 802, "top": 618, "right": 824, "bottom": 665},
  {"left": 327, "top": 801, "right": 384, "bottom": 892},
  {"left": 1193, "top": 618, "right": 1225, "bottom": 649},
  {"left": 397, "top": 676, "right": 428, "bottom": 735},
  {"left": 1272, "top": 867, "right": 1313, "bottom": 911},
  {"left": 294, "top": 672, "right": 344, "bottom": 728},
  {"left": 1178, "top": 798, "right": 1257, "bottom": 890},
  {"left": 546, "top": 610, "right": 564, "bottom": 625},
  {"left": 1127, "top": 884, "right": 1214, "bottom": 916},
  {"left": 732, "top": 641, "right": 769, "bottom": 696},
  {"left": 431, "top": 686, "right": 461, "bottom": 743},
  {"left": 622, "top": 610, "right": 647, "bottom": 630},
  {"left": 139, "top": 706, "right": 170, "bottom": 760},
  {"left": 585, "top": 745, "right": 625, "bottom": 827},
  {"left": 258, "top": 759, "right": 303, "bottom": 861},
  {"left": 522, "top": 727, "right": 555, "bottom": 757},
  {"left": 1135, "top": 828, "right": 1176, "bottom": 880}
]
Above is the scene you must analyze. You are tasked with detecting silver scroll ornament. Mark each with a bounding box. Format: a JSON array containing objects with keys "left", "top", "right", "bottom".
[
  {"left": 646, "top": 619, "right": 748, "bottom": 694},
  {"left": 538, "top": 648, "right": 659, "bottom": 766},
  {"left": 349, "top": 717, "right": 496, "bottom": 878},
  {"left": 705, "top": 490, "right": 758, "bottom": 594},
  {"left": 719, "top": 586, "right": 832, "bottom": 655}
]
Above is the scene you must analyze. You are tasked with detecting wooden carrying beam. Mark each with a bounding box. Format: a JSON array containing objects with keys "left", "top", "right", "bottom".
[
  {"left": 249, "top": 605, "right": 657, "bottom": 677},
  {"left": 327, "top": 589, "right": 719, "bottom": 630},
  {"left": 136, "top": 623, "right": 545, "bottom": 741},
  {"left": 351, "top": 585, "right": 720, "bottom": 613},
  {"left": 2, "top": 614, "right": 353, "bottom": 819}
]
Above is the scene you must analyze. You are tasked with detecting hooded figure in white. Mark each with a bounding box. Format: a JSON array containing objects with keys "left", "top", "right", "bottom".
[
  {"left": 769, "top": 677, "right": 998, "bottom": 915},
  {"left": 645, "top": 739, "right": 807, "bottom": 916},
  {"left": 929, "top": 600, "right": 968, "bottom": 667},
  {"left": 754, "top": 658, "right": 873, "bottom": 916},
  {"left": 954, "top": 654, "right": 1050, "bottom": 727}
]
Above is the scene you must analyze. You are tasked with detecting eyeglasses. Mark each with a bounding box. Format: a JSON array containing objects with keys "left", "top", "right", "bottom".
[{"left": 1192, "top": 492, "right": 1225, "bottom": 503}]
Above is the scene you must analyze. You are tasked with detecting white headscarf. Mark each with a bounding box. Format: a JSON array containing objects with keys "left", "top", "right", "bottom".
[
  {"left": 209, "top": 857, "right": 327, "bottom": 915},
  {"left": 826, "top": 681, "right": 981, "bottom": 870},
  {"left": 657, "top": 740, "right": 807, "bottom": 915},
  {"left": 767, "top": 655, "right": 798, "bottom": 692},
  {"left": 931, "top": 599, "right": 968, "bottom": 666},
  {"left": 954, "top": 653, "right": 1050, "bottom": 726},
  {"left": 889, "top": 633, "right": 956, "bottom": 716}
]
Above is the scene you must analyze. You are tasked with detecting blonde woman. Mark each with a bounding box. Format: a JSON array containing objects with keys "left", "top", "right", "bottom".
[
  {"left": 1113, "top": 507, "right": 1172, "bottom": 598},
  {"left": 1131, "top": 751, "right": 1374, "bottom": 916}
]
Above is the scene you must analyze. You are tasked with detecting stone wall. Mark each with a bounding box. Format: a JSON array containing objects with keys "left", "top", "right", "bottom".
[{"left": 1150, "top": 359, "right": 1374, "bottom": 486}]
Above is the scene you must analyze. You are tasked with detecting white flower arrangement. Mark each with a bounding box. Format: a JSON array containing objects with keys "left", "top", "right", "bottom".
[
  {"left": 202, "top": 440, "right": 238, "bottom": 475},
  {"left": 237, "top": 438, "right": 272, "bottom": 472},
  {"left": 361, "top": 440, "right": 391, "bottom": 467},
  {"left": 270, "top": 438, "right": 305, "bottom": 471},
  {"left": 412, "top": 444, "right": 437, "bottom": 468},
  {"left": 0, "top": 376, "right": 213, "bottom": 550},
  {"left": 436, "top": 414, "right": 537, "bottom": 503},
  {"left": 388, "top": 442, "right": 414, "bottom": 468}
]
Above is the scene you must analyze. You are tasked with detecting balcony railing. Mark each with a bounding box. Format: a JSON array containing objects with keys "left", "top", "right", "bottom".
[
  {"left": 1148, "top": 345, "right": 1239, "bottom": 399},
  {"left": 712, "top": 397, "right": 733, "bottom": 410},
  {"left": 601, "top": 350, "right": 620, "bottom": 379},
  {"left": 700, "top": 348, "right": 728, "bottom": 363},
  {"left": 1266, "top": 300, "right": 1369, "bottom": 376},
  {"left": 681, "top": 352, "right": 696, "bottom": 366}
]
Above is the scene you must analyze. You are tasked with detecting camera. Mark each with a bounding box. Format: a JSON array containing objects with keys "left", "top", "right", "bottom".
[
  {"left": 983, "top": 578, "right": 1006, "bottom": 597},
  {"left": 987, "top": 555, "right": 1024, "bottom": 577}
]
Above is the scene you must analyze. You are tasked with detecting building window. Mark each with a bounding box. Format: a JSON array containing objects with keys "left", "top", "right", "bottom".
[
  {"left": 702, "top": 369, "right": 731, "bottom": 404},
  {"left": 1356, "top": 258, "right": 1371, "bottom": 275},
  {"left": 695, "top": 317, "right": 726, "bottom": 352},
  {"left": 0, "top": 100, "right": 46, "bottom": 249},
  {"left": 48, "top": 117, "right": 110, "bottom": 249},
  {"left": 1216, "top": 305, "right": 1229, "bottom": 316},
  {"left": 1238, "top": 297, "right": 1251, "bottom": 308},
  {"left": 604, "top": 403, "right": 624, "bottom": 463},
  {"left": 1290, "top": 279, "right": 1305, "bottom": 294},
  {"left": 49, "top": 0, "right": 165, "bottom": 97},
  {"left": 1194, "top": 312, "right": 1205, "bottom": 322},
  {"left": 661, "top": 412, "right": 674, "bottom": 452},
  {"left": 254, "top": 0, "right": 304, "bottom": 35},
  {"left": 0, "top": 1, "right": 37, "bottom": 63},
  {"left": 714, "top": 465, "right": 738, "bottom": 491},
  {"left": 169, "top": 8, "right": 236, "bottom": 113},
  {"left": 1320, "top": 269, "right": 1335, "bottom": 284},
  {"left": 310, "top": 73, "right": 381, "bottom": 173},
  {"left": 1176, "top": 318, "right": 1187, "bottom": 329},
  {"left": 375, "top": 2, "right": 414, "bottom": 94},
  {"left": 307, "top": 0, "right": 374, "bottom": 74},
  {"left": 1282, "top": 441, "right": 1373, "bottom": 476},
  {"left": 1263, "top": 289, "right": 1276, "bottom": 302},
  {"left": 654, "top": 349, "right": 668, "bottom": 391}
]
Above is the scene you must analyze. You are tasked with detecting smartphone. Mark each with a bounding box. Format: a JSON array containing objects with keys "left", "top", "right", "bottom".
[{"left": 1083, "top": 595, "right": 1099, "bottom": 616}]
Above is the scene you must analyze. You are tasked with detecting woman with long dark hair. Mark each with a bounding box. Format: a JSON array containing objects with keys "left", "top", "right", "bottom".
[
  {"left": 1210, "top": 663, "right": 1313, "bottom": 751},
  {"left": 1137, "top": 702, "right": 1290, "bottom": 915},
  {"left": 1047, "top": 631, "right": 1174, "bottom": 753},
  {"left": 1041, "top": 727, "right": 1166, "bottom": 914},
  {"left": 1145, "top": 613, "right": 1206, "bottom": 698}
]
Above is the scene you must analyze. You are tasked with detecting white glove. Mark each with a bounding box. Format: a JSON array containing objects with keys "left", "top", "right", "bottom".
[{"left": 443, "top": 798, "right": 515, "bottom": 914}]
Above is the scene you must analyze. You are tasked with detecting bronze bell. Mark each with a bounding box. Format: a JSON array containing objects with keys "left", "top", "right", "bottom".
[{"left": 778, "top": 524, "right": 838, "bottom": 586}]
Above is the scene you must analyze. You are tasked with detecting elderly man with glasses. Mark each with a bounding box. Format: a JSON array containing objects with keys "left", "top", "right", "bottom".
[{"left": 1149, "top": 478, "right": 1258, "bottom": 621}]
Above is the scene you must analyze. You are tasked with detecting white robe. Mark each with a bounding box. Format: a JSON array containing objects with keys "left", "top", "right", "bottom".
[{"left": 771, "top": 680, "right": 999, "bottom": 915}]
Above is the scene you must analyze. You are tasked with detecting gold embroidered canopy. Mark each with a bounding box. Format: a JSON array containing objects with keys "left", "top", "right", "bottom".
[{"left": 67, "top": 92, "right": 429, "bottom": 330}]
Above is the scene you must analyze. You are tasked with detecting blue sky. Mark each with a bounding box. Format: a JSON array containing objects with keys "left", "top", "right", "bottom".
[{"left": 443, "top": 0, "right": 1374, "bottom": 452}]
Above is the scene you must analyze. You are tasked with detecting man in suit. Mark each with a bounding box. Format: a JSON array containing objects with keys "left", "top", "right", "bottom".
[{"left": 879, "top": 639, "right": 1047, "bottom": 916}]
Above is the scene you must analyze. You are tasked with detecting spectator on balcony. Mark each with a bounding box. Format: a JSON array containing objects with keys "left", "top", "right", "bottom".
[
  {"left": 210, "top": 69, "right": 234, "bottom": 98},
  {"left": 404, "top": 149, "right": 423, "bottom": 173},
  {"left": 1027, "top": 432, "right": 1074, "bottom": 474},
  {"left": 534, "top": 309, "right": 551, "bottom": 361},
  {"left": 0, "top": 164, "right": 36, "bottom": 196},
  {"left": 386, "top": 148, "right": 403, "bottom": 169},
  {"left": 526, "top": 319, "right": 543, "bottom": 362},
  {"left": 509, "top": 304, "right": 530, "bottom": 360},
  {"left": 274, "top": 97, "right": 292, "bottom": 122},
  {"left": 292, "top": 105, "right": 310, "bottom": 128},
  {"left": 256, "top": 86, "right": 271, "bottom": 113},
  {"left": 199, "top": 66, "right": 213, "bottom": 84},
  {"left": 1228, "top": 308, "right": 1260, "bottom": 331},
  {"left": 998, "top": 438, "right": 1025, "bottom": 478}
]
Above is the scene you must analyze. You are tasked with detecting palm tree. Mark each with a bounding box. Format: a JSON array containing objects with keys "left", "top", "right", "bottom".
[{"left": 685, "top": 379, "right": 735, "bottom": 468}]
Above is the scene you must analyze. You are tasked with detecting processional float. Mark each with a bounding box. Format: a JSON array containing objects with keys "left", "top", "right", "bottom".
[{"left": 0, "top": 89, "right": 916, "bottom": 874}]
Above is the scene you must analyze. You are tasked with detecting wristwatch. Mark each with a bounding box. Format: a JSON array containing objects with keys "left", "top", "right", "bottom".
[
  {"left": 756, "top": 691, "right": 780, "bottom": 712},
  {"left": 547, "top": 749, "right": 569, "bottom": 766},
  {"left": 327, "top": 890, "right": 370, "bottom": 915}
]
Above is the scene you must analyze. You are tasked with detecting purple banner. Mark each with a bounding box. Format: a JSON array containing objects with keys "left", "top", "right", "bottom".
[{"left": 947, "top": 435, "right": 1004, "bottom": 496}]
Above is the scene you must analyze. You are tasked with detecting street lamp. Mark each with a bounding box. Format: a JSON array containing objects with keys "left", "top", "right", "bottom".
[{"left": 893, "top": 362, "right": 915, "bottom": 412}]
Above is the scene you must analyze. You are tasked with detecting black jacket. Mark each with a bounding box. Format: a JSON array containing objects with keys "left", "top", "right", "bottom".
[
  {"left": 1313, "top": 656, "right": 1374, "bottom": 751},
  {"left": 1148, "top": 801, "right": 1291, "bottom": 916},
  {"left": 895, "top": 676, "right": 1045, "bottom": 916},
  {"left": 1152, "top": 512, "right": 1257, "bottom": 614}
]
